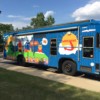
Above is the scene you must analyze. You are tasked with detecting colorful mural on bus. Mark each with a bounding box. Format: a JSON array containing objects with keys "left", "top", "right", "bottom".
[{"left": 4, "top": 35, "right": 48, "bottom": 65}]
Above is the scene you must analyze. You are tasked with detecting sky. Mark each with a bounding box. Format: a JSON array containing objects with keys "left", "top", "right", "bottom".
[{"left": 0, "top": 0, "right": 100, "bottom": 29}]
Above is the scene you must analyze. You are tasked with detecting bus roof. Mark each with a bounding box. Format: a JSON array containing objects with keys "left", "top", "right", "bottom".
[{"left": 4, "top": 19, "right": 100, "bottom": 36}]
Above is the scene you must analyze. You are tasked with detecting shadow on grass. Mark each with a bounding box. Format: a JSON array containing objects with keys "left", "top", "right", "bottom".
[{"left": 0, "top": 68, "right": 100, "bottom": 100}]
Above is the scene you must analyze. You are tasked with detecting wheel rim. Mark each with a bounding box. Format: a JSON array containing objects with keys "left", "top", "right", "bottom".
[{"left": 64, "top": 64, "right": 72, "bottom": 73}]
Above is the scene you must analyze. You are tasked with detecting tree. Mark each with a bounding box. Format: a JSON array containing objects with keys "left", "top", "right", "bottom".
[
  {"left": 46, "top": 15, "right": 55, "bottom": 26},
  {"left": 22, "top": 26, "right": 32, "bottom": 30},
  {"left": 0, "top": 24, "right": 14, "bottom": 34},
  {"left": 31, "top": 12, "right": 55, "bottom": 28}
]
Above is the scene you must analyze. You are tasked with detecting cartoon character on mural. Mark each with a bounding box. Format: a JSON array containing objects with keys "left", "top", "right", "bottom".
[
  {"left": 38, "top": 45, "right": 42, "bottom": 53},
  {"left": 5, "top": 35, "right": 14, "bottom": 53},
  {"left": 24, "top": 39, "right": 31, "bottom": 52},
  {"left": 59, "top": 32, "right": 81, "bottom": 55},
  {"left": 18, "top": 40, "right": 23, "bottom": 52},
  {"left": 33, "top": 38, "right": 48, "bottom": 64}
]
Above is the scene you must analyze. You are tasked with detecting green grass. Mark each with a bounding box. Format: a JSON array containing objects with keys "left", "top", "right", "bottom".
[{"left": 0, "top": 68, "right": 100, "bottom": 100}]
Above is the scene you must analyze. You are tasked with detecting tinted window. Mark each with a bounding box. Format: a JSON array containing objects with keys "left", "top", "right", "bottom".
[
  {"left": 51, "top": 39, "right": 56, "bottom": 47},
  {"left": 50, "top": 39, "right": 57, "bottom": 55},
  {"left": 83, "top": 48, "right": 93, "bottom": 58},
  {"left": 83, "top": 37, "right": 94, "bottom": 58},
  {"left": 84, "top": 37, "right": 93, "bottom": 47}
]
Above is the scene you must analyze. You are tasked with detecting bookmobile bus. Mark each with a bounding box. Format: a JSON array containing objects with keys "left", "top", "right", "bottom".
[{"left": 3, "top": 19, "right": 100, "bottom": 76}]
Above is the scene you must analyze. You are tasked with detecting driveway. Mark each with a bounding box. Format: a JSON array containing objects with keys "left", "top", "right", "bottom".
[{"left": 0, "top": 57, "right": 100, "bottom": 92}]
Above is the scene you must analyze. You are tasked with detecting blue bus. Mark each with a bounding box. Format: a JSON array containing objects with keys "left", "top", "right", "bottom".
[{"left": 3, "top": 19, "right": 100, "bottom": 76}]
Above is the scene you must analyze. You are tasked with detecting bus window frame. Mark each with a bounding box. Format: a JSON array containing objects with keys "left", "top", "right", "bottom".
[{"left": 83, "top": 36, "right": 94, "bottom": 58}]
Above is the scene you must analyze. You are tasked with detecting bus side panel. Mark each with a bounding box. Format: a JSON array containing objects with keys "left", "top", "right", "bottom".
[{"left": 46, "top": 29, "right": 79, "bottom": 68}]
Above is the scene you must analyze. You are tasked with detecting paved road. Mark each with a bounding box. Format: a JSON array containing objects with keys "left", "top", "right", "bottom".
[{"left": 0, "top": 58, "right": 100, "bottom": 92}]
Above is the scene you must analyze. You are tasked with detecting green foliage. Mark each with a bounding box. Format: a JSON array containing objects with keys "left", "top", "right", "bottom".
[
  {"left": 22, "top": 26, "right": 33, "bottom": 30},
  {"left": 31, "top": 12, "right": 55, "bottom": 28},
  {"left": 46, "top": 15, "right": 55, "bottom": 26},
  {"left": 15, "top": 26, "right": 33, "bottom": 32},
  {"left": 0, "top": 23, "right": 14, "bottom": 34}
]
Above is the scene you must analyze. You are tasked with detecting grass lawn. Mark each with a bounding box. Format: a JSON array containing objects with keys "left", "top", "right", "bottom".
[{"left": 0, "top": 68, "right": 100, "bottom": 100}]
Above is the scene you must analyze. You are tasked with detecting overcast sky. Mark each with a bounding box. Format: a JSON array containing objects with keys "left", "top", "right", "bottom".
[{"left": 0, "top": 0, "right": 100, "bottom": 29}]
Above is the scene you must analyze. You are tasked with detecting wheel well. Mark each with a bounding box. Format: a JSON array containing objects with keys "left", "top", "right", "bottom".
[
  {"left": 16, "top": 54, "right": 26, "bottom": 65},
  {"left": 17, "top": 54, "right": 24, "bottom": 60},
  {"left": 58, "top": 58, "right": 76, "bottom": 70}
]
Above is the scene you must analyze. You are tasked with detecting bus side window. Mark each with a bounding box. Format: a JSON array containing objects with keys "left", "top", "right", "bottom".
[
  {"left": 96, "top": 33, "right": 100, "bottom": 48},
  {"left": 50, "top": 39, "right": 57, "bottom": 55},
  {"left": 83, "top": 37, "right": 94, "bottom": 58}
]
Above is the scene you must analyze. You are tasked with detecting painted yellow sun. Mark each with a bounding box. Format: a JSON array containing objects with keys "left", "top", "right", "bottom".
[{"left": 62, "top": 32, "right": 78, "bottom": 47}]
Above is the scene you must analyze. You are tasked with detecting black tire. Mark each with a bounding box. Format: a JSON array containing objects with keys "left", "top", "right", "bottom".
[
  {"left": 17, "top": 56, "right": 26, "bottom": 66},
  {"left": 62, "top": 60, "right": 77, "bottom": 76}
]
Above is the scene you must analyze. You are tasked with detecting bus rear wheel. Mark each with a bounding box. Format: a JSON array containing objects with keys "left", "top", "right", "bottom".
[
  {"left": 62, "top": 60, "right": 77, "bottom": 76},
  {"left": 17, "top": 56, "right": 25, "bottom": 66}
]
